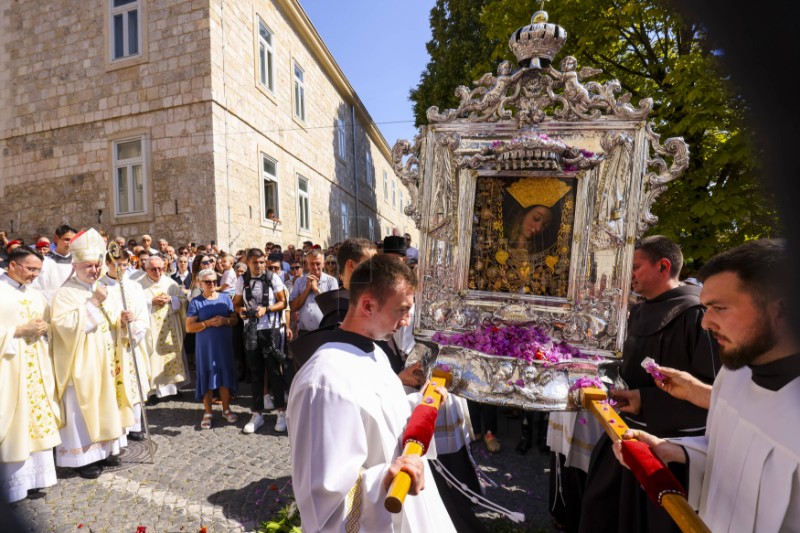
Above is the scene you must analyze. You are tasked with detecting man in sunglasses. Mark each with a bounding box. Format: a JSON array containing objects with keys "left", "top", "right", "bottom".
[{"left": 138, "top": 255, "right": 188, "bottom": 402}]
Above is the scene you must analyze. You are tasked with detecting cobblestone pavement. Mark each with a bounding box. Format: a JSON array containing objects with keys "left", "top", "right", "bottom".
[{"left": 11, "top": 384, "right": 559, "bottom": 533}]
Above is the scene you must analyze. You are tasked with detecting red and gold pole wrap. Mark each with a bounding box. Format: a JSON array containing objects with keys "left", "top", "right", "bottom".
[
  {"left": 581, "top": 387, "right": 711, "bottom": 533},
  {"left": 384, "top": 371, "right": 451, "bottom": 513}
]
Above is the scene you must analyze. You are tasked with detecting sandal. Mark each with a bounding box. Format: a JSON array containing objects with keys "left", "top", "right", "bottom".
[
  {"left": 201, "top": 413, "right": 213, "bottom": 429},
  {"left": 222, "top": 410, "right": 238, "bottom": 423}
]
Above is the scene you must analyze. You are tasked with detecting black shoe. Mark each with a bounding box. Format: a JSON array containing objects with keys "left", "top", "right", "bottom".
[
  {"left": 145, "top": 396, "right": 159, "bottom": 406},
  {"left": 101, "top": 454, "right": 122, "bottom": 467},
  {"left": 127, "top": 431, "right": 145, "bottom": 441},
  {"left": 516, "top": 436, "right": 532, "bottom": 455},
  {"left": 76, "top": 464, "right": 102, "bottom": 479}
]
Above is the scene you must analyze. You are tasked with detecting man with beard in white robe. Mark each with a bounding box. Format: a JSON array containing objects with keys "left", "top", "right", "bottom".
[
  {"left": 614, "top": 239, "right": 800, "bottom": 532},
  {"left": 100, "top": 252, "right": 151, "bottom": 442},
  {"left": 287, "top": 255, "right": 456, "bottom": 532},
  {"left": 0, "top": 248, "right": 61, "bottom": 502},
  {"left": 139, "top": 255, "right": 187, "bottom": 400}
]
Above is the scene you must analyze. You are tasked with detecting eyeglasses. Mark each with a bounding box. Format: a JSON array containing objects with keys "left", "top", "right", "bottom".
[
  {"left": 290, "top": 266, "right": 302, "bottom": 270},
  {"left": 200, "top": 280, "right": 215, "bottom": 285},
  {"left": 325, "top": 261, "right": 336, "bottom": 265},
  {"left": 200, "top": 260, "right": 212, "bottom": 264},
  {"left": 267, "top": 266, "right": 281, "bottom": 271}
]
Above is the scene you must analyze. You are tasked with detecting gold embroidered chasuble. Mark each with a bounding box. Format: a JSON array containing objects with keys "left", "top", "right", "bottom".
[
  {"left": 50, "top": 278, "right": 124, "bottom": 443},
  {"left": 139, "top": 275, "right": 187, "bottom": 388},
  {"left": 0, "top": 283, "right": 62, "bottom": 463}
]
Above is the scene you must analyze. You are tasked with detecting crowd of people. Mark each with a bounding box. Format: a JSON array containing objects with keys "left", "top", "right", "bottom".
[{"left": 1, "top": 225, "right": 797, "bottom": 533}]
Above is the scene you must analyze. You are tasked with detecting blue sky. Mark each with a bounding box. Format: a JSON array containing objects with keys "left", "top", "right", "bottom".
[{"left": 298, "top": 0, "right": 437, "bottom": 149}]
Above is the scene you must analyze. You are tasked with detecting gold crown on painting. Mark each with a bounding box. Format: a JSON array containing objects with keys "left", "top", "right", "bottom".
[
  {"left": 509, "top": 10, "right": 567, "bottom": 69},
  {"left": 507, "top": 177, "right": 571, "bottom": 209}
]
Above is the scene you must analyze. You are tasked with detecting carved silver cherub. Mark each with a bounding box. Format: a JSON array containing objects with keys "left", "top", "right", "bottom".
[{"left": 548, "top": 56, "right": 603, "bottom": 115}]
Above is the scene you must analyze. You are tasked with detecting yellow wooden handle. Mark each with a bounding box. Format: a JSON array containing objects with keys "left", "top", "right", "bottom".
[
  {"left": 384, "top": 442, "right": 423, "bottom": 513},
  {"left": 580, "top": 387, "right": 711, "bottom": 533},
  {"left": 662, "top": 494, "right": 712, "bottom": 533}
]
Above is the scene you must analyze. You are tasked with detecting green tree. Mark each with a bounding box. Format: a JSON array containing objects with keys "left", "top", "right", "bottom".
[
  {"left": 414, "top": 0, "right": 780, "bottom": 267},
  {"left": 409, "top": 0, "right": 496, "bottom": 127}
]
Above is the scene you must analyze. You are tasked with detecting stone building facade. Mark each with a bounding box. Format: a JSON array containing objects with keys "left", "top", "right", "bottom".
[{"left": 0, "top": 0, "right": 416, "bottom": 250}]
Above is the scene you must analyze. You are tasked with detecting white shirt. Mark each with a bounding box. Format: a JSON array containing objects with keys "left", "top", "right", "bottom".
[
  {"left": 234, "top": 273, "right": 286, "bottom": 330},
  {"left": 289, "top": 272, "right": 338, "bottom": 331}
]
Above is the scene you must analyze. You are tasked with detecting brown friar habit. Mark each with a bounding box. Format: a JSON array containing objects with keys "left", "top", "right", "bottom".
[{"left": 579, "top": 285, "right": 720, "bottom": 533}]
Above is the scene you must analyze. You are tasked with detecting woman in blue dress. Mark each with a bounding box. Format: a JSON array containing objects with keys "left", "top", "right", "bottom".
[{"left": 185, "top": 269, "right": 239, "bottom": 429}]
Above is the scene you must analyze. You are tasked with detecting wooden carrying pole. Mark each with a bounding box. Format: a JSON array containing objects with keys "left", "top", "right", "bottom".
[
  {"left": 384, "top": 372, "right": 450, "bottom": 513},
  {"left": 581, "top": 387, "right": 710, "bottom": 533}
]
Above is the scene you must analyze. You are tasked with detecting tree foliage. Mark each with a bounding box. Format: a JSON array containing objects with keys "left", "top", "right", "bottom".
[
  {"left": 410, "top": 0, "right": 781, "bottom": 269},
  {"left": 409, "top": 0, "right": 497, "bottom": 127}
]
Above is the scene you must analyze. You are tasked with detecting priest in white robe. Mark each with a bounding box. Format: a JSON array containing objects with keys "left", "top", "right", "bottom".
[
  {"left": 139, "top": 255, "right": 188, "bottom": 399},
  {"left": 613, "top": 239, "right": 800, "bottom": 533},
  {"left": 31, "top": 224, "right": 77, "bottom": 304},
  {"left": 101, "top": 252, "right": 151, "bottom": 441},
  {"left": 50, "top": 229, "right": 127, "bottom": 480},
  {"left": 0, "top": 248, "right": 62, "bottom": 502},
  {"left": 287, "top": 255, "right": 456, "bottom": 532}
]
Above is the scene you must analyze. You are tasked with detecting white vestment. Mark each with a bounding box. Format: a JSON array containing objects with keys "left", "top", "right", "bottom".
[
  {"left": 673, "top": 366, "right": 800, "bottom": 532},
  {"left": 546, "top": 411, "right": 604, "bottom": 472},
  {"left": 100, "top": 275, "right": 151, "bottom": 430},
  {"left": 31, "top": 254, "right": 73, "bottom": 303},
  {"left": 287, "top": 340, "right": 456, "bottom": 533},
  {"left": 0, "top": 278, "right": 60, "bottom": 502}
]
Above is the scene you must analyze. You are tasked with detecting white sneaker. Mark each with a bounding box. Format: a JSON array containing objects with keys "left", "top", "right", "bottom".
[
  {"left": 274, "top": 412, "right": 287, "bottom": 432},
  {"left": 243, "top": 413, "right": 264, "bottom": 434},
  {"left": 263, "top": 394, "right": 275, "bottom": 410}
]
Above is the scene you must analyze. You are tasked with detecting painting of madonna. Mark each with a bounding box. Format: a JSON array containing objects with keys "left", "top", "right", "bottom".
[{"left": 503, "top": 176, "right": 574, "bottom": 256}]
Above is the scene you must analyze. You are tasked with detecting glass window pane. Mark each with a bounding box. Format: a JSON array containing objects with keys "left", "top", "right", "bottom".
[
  {"left": 264, "top": 180, "right": 277, "bottom": 216},
  {"left": 298, "top": 177, "right": 307, "bottom": 193},
  {"left": 128, "top": 10, "right": 139, "bottom": 55},
  {"left": 114, "top": 0, "right": 136, "bottom": 7},
  {"left": 117, "top": 139, "right": 141, "bottom": 159},
  {"left": 113, "top": 14, "right": 124, "bottom": 59},
  {"left": 259, "top": 43, "right": 266, "bottom": 86},
  {"left": 117, "top": 168, "right": 129, "bottom": 213},
  {"left": 259, "top": 23, "right": 271, "bottom": 45},
  {"left": 263, "top": 157, "right": 276, "bottom": 176},
  {"left": 132, "top": 164, "right": 144, "bottom": 211},
  {"left": 294, "top": 65, "right": 303, "bottom": 82},
  {"left": 267, "top": 51, "right": 274, "bottom": 89}
]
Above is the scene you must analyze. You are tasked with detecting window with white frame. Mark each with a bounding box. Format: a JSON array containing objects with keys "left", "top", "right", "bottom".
[
  {"left": 261, "top": 154, "right": 279, "bottom": 221},
  {"left": 365, "top": 150, "right": 373, "bottom": 186},
  {"left": 368, "top": 218, "right": 375, "bottom": 241},
  {"left": 298, "top": 175, "right": 310, "bottom": 232},
  {"left": 337, "top": 118, "right": 346, "bottom": 159},
  {"left": 114, "top": 137, "right": 146, "bottom": 215},
  {"left": 399, "top": 190, "right": 404, "bottom": 212},
  {"left": 294, "top": 63, "right": 305, "bottom": 121},
  {"left": 383, "top": 170, "right": 388, "bottom": 202},
  {"left": 386, "top": 225, "right": 391, "bottom": 237},
  {"left": 110, "top": 0, "right": 142, "bottom": 61},
  {"left": 258, "top": 19, "right": 275, "bottom": 92},
  {"left": 392, "top": 180, "right": 396, "bottom": 207},
  {"left": 341, "top": 201, "right": 349, "bottom": 240}
]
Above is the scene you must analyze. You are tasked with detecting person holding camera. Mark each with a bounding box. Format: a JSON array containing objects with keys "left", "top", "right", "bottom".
[{"left": 233, "top": 249, "right": 288, "bottom": 434}]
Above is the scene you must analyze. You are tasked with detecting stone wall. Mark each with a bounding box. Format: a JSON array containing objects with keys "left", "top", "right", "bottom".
[{"left": 0, "top": 0, "right": 416, "bottom": 250}]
